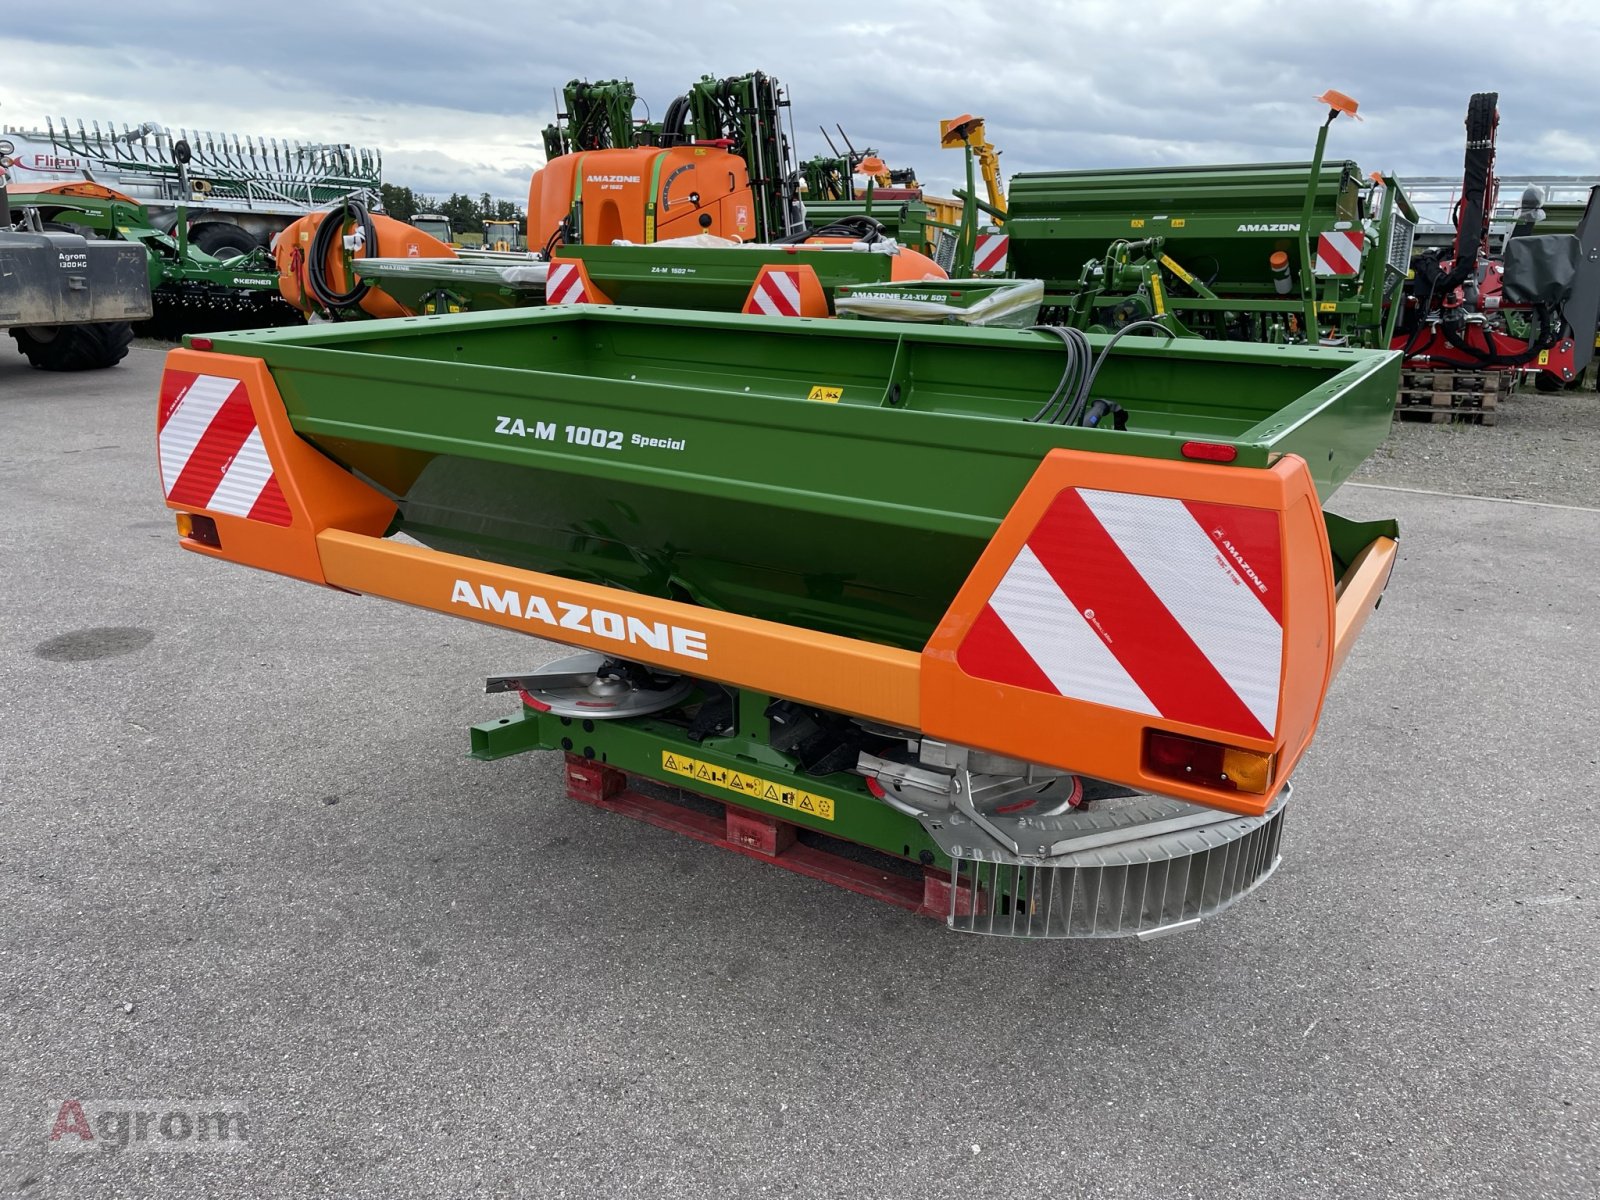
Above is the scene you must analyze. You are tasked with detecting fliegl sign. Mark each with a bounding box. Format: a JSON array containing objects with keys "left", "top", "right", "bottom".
[
  {"left": 0, "top": 137, "right": 83, "bottom": 177},
  {"left": 449, "top": 578, "right": 709, "bottom": 661}
]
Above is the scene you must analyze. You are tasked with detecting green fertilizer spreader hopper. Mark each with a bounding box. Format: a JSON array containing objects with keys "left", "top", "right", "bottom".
[{"left": 157, "top": 305, "right": 1401, "bottom": 938}]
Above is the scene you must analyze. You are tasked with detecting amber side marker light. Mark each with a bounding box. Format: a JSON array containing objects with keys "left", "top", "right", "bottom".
[
  {"left": 175, "top": 512, "right": 221, "bottom": 548},
  {"left": 1145, "top": 730, "right": 1273, "bottom": 795}
]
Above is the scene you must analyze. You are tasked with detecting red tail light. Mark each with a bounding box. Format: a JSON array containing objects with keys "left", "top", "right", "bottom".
[
  {"left": 175, "top": 512, "right": 221, "bottom": 548},
  {"left": 1145, "top": 730, "right": 1273, "bottom": 795}
]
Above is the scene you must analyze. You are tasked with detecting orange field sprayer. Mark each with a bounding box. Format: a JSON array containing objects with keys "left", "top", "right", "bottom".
[{"left": 157, "top": 304, "right": 1400, "bottom": 938}]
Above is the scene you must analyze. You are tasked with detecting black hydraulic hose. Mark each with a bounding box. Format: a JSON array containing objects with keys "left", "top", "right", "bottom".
[
  {"left": 1440, "top": 304, "right": 1557, "bottom": 367},
  {"left": 1402, "top": 267, "right": 1558, "bottom": 368},
  {"left": 1025, "top": 320, "right": 1174, "bottom": 427},
  {"left": 1025, "top": 325, "right": 1091, "bottom": 424},
  {"left": 1440, "top": 320, "right": 1519, "bottom": 365},
  {"left": 819, "top": 216, "right": 884, "bottom": 243},
  {"left": 773, "top": 215, "right": 886, "bottom": 245},
  {"left": 661, "top": 94, "right": 691, "bottom": 145},
  {"left": 1399, "top": 274, "right": 1444, "bottom": 359},
  {"left": 306, "top": 196, "right": 376, "bottom": 312},
  {"left": 1078, "top": 320, "right": 1175, "bottom": 424}
]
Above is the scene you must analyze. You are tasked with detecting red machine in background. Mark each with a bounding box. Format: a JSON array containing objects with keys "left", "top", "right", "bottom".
[{"left": 1391, "top": 92, "right": 1600, "bottom": 389}]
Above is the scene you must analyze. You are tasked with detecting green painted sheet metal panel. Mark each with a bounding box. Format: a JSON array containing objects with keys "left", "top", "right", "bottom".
[
  {"left": 201, "top": 306, "right": 1397, "bottom": 648},
  {"left": 557, "top": 242, "right": 897, "bottom": 310},
  {"left": 1006, "top": 160, "right": 1364, "bottom": 287}
]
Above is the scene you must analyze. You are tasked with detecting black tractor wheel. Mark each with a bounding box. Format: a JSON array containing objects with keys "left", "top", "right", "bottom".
[
  {"left": 191, "top": 225, "right": 261, "bottom": 260},
  {"left": 1533, "top": 370, "right": 1564, "bottom": 393},
  {"left": 10, "top": 322, "right": 135, "bottom": 371}
]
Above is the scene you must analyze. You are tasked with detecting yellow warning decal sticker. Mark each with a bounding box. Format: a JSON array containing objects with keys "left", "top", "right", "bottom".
[
  {"left": 807, "top": 385, "right": 843, "bottom": 403},
  {"left": 1171, "top": 218, "right": 1186, "bottom": 228},
  {"left": 660, "top": 752, "right": 836, "bottom": 821},
  {"left": 1149, "top": 274, "right": 1167, "bottom": 316},
  {"left": 1130, "top": 218, "right": 1146, "bottom": 229},
  {"left": 1318, "top": 301, "right": 1337, "bottom": 313},
  {"left": 1159, "top": 254, "right": 1196, "bottom": 285},
  {"left": 1538, "top": 350, "right": 1551, "bottom": 365}
]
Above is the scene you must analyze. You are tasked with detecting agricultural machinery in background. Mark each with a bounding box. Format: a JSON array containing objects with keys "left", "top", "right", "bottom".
[
  {"left": 533, "top": 72, "right": 805, "bottom": 249},
  {"left": 795, "top": 125, "right": 955, "bottom": 260},
  {"left": 409, "top": 213, "right": 457, "bottom": 246},
  {"left": 973, "top": 90, "right": 1598, "bottom": 398},
  {"left": 1, "top": 177, "right": 152, "bottom": 371},
  {"left": 281, "top": 71, "right": 955, "bottom": 324},
  {"left": 7, "top": 181, "right": 298, "bottom": 336},
  {"left": 1405, "top": 176, "right": 1598, "bottom": 256},
  {"left": 1, "top": 117, "right": 382, "bottom": 258},
  {"left": 180, "top": 73, "right": 1596, "bottom": 411},
  {"left": 996, "top": 92, "right": 1414, "bottom": 348},
  {"left": 1389, "top": 92, "right": 1600, "bottom": 392},
  {"left": 482, "top": 219, "right": 523, "bottom": 251}
]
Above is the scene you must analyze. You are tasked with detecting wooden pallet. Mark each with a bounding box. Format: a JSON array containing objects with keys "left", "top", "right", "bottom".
[
  {"left": 561, "top": 754, "right": 980, "bottom": 919},
  {"left": 1395, "top": 369, "right": 1513, "bottom": 425}
]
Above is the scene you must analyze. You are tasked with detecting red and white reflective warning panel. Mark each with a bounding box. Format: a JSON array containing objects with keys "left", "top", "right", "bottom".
[
  {"left": 545, "top": 261, "right": 587, "bottom": 305},
  {"left": 745, "top": 268, "right": 803, "bottom": 317},
  {"left": 974, "top": 231, "right": 1009, "bottom": 273},
  {"left": 157, "top": 372, "right": 291, "bottom": 526},
  {"left": 1314, "top": 230, "right": 1364, "bottom": 276},
  {"left": 956, "top": 488, "right": 1283, "bottom": 740}
]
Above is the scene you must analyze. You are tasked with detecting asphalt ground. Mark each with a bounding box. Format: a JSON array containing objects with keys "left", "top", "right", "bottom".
[{"left": 1, "top": 346, "right": 1596, "bottom": 1199}]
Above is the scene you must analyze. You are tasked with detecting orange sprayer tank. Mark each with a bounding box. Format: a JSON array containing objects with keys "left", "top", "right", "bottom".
[
  {"left": 528, "top": 144, "right": 759, "bottom": 250},
  {"left": 274, "top": 211, "right": 456, "bottom": 320},
  {"left": 889, "top": 247, "right": 947, "bottom": 281}
]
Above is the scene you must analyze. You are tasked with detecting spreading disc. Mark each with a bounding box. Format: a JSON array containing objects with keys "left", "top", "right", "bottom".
[{"left": 514, "top": 652, "right": 693, "bottom": 719}]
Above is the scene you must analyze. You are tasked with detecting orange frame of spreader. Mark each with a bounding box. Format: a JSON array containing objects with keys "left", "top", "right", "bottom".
[
  {"left": 161, "top": 349, "right": 1397, "bottom": 817},
  {"left": 920, "top": 453, "right": 1356, "bottom": 815}
]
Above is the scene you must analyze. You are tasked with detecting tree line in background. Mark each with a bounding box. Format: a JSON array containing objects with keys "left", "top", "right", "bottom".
[{"left": 379, "top": 184, "right": 523, "bottom": 230}]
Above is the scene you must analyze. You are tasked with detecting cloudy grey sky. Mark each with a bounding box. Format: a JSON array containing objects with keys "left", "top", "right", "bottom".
[{"left": 4, "top": 0, "right": 1597, "bottom": 206}]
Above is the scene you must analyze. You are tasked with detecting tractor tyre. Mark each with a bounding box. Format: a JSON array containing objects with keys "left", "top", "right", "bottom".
[
  {"left": 192, "top": 225, "right": 261, "bottom": 260},
  {"left": 1533, "top": 370, "right": 1564, "bottom": 393},
  {"left": 10, "top": 322, "right": 135, "bottom": 371}
]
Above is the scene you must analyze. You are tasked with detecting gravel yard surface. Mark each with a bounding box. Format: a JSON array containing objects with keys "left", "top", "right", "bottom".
[{"left": 1353, "top": 383, "right": 1600, "bottom": 508}]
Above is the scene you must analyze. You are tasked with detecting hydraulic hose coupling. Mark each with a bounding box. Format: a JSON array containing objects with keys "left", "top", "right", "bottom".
[{"left": 1270, "top": 251, "right": 1293, "bottom": 296}]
